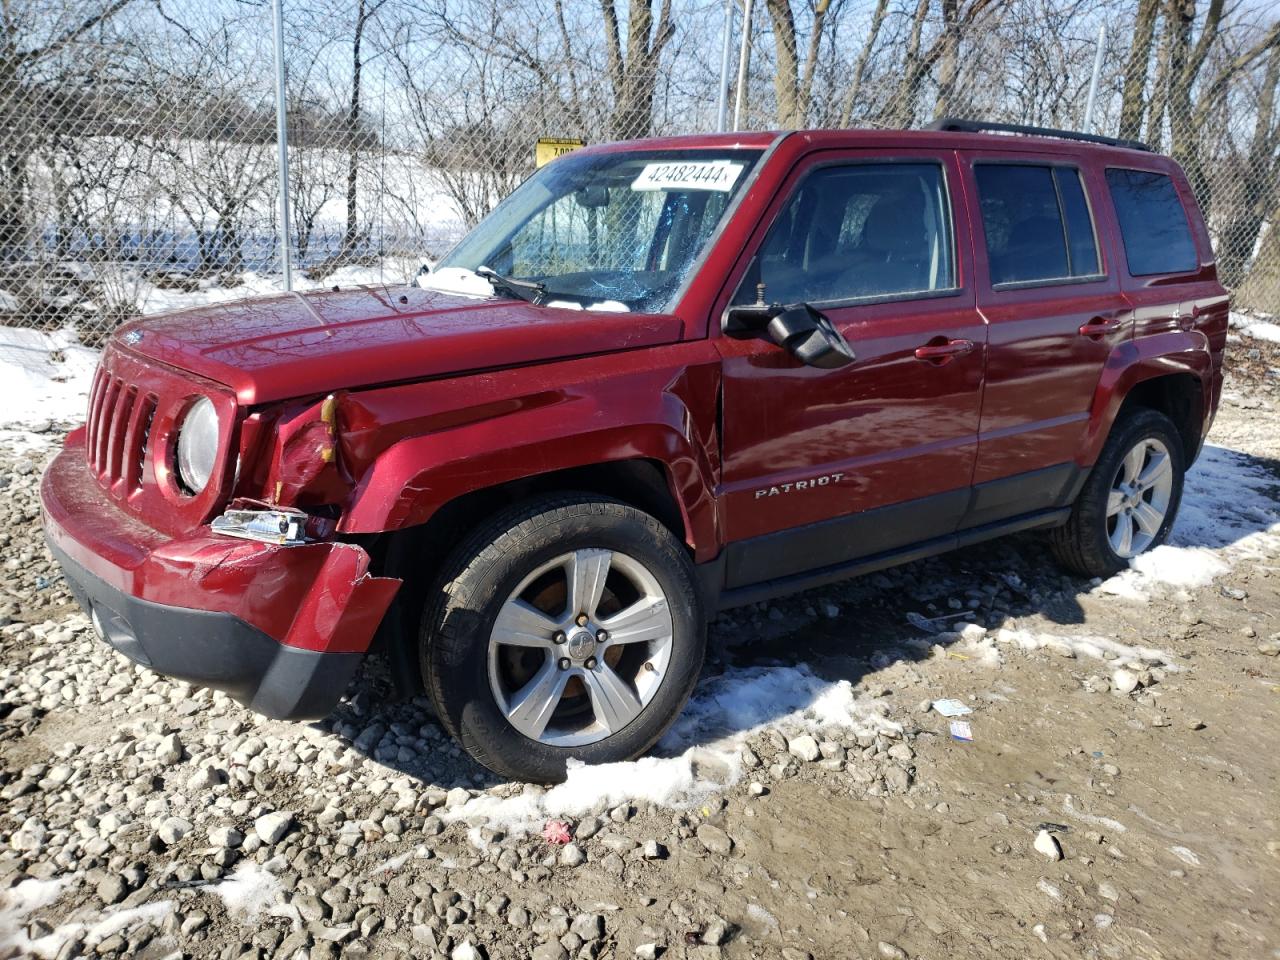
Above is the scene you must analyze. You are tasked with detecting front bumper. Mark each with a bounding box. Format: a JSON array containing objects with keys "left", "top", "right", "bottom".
[{"left": 41, "top": 432, "right": 400, "bottom": 720}]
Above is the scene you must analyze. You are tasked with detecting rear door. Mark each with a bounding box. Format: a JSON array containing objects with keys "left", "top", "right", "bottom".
[
  {"left": 715, "top": 149, "right": 986, "bottom": 588},
  {"left": 958, "top": 150, "right": 1127, "bottom": 527}
]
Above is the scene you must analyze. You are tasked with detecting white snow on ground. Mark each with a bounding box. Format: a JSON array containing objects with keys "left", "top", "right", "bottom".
[
  {"left": 0, "top": 877, "right": 73, "bottom": 956},
  {"left": 0, "top": 326, "right": 98, "bottom": 434},
  {"left": 0, "top": 257, "right": 430, "bottom": 437},
  {"left": 991, "top": 628, "right": 1179, "bottom": 669},
  {"left": 0, "top": 881, "right": 173, "bottom": 960},
  {"left": 202, "top": 861, "right": 284, "bottom": 921},
  {"left": 1098, "top": 443, "right": 1280, "bottom": 601},
  {"left": 1231, "top": 311, "right": 1280, "bottom": 343},
  {"left": 443, "top": 663, "right": 900, "bottom": 837}
]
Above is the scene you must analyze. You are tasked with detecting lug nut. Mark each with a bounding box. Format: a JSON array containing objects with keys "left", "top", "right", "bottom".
[
  {"left": 558, "top": 658, "right": 571, "bottom": 670},
  {"left": 585, "top": 657, "right": 597, "bottom": 669},
  {"left": 596, "top": 630, "right": 609, "bottom": 642},
  {"left": 553, "top": 631, "right": 567, "bottom": 644},
  {"left": 575, "top": 613, "right": 589, "bottom": 627}
]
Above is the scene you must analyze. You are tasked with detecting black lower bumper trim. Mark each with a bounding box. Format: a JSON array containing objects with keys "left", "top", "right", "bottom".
[{"left": 48, "top": 540, "right": 362, "bottom": 721}]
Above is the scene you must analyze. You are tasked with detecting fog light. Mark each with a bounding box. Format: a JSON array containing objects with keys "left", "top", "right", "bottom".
[{"left": 211, "top": 508, "right": 306, "bottom": 546}]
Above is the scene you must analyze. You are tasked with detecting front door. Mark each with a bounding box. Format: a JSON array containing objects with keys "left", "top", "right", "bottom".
[{"left": 715, "top": 150, "right": 986, "bottom": 589}]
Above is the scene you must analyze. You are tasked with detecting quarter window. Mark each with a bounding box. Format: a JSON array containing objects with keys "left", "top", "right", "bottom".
[
  {"left": 733, "top": 162, "right": 955, "bottom": 305},
  {"left": 1105, "top": 168, "right": 1198, "bottom": 276},
  {"left": 975, "top": 164, "right": 1101, "bottom": 286}
]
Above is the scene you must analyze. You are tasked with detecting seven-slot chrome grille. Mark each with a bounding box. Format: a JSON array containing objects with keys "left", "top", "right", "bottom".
[{"left": 85, "top": 367, "right": 158, "bottom": 499}]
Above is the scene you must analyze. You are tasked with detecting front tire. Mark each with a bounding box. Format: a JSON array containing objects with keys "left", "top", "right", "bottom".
[
  {"left": 1050, "top": 408, "right": 1185, "bottom": 578},
  {"left": 421, "top": 494, "right": 705, "bottom": 782}
]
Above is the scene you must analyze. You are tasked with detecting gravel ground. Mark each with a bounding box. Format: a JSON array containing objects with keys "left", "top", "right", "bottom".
[{"left": 1, "top": 336, "right": 1278, "bottom": 960}]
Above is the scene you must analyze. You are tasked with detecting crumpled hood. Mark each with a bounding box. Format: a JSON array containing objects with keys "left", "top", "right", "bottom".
[{"left": 116, "top": 285, "right": 684, "bottom": 405}]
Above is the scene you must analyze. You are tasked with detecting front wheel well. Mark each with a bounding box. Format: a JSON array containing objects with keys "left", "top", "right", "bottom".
[
  {"left": 365, "top": 459, "right": 689, "bottom": 696},
  {"left": 1114, "top": 373, "right": 1204, "bottom": 464}
]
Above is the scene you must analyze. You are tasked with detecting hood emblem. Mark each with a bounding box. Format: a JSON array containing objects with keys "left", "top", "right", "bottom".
[{"left": 122, "top": 330, "right": 143, "bottom": 345}]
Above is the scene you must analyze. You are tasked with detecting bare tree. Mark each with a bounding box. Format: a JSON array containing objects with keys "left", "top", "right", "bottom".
[
  {"left": 764, "top": 0, "right": 842, "bottom": 128},
  {"left": 0, "top": 0, "right": 134, "bottom": 261},
  {"left": 599, "top": 0, "right": 676, "bottom": 137},
  {"left": 1119, "top": 0, "right": 1161, "bottom": 139},
  {"left": 837, "top": 0, "right": 889, "bottom": 126}
]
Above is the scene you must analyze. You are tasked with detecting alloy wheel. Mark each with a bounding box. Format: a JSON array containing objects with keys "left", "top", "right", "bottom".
[
  {"left": 1106, "top": 437, "right": 1174, "bottom": 558},
  {"left": 487, "top": 549, "right": 674, "bottom": 747}
]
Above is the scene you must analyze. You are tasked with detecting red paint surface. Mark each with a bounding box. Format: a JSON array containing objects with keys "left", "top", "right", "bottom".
[
  {"left": 43, "top": 432, "right": 398, "bottom": 653},
  {"left": 42, "top": 127, "right": 1227, "bottom": 652}
]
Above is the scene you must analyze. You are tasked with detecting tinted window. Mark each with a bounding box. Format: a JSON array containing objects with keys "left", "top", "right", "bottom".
[
  {"left": 1105, "top": 168, "right": 1197, "bottom": 276},
  {"left": 975, "top": 164, "right": 1101, "bottom": 285},
  {"left": 734, "top": 162, "right": 955, "bottom": 305}
]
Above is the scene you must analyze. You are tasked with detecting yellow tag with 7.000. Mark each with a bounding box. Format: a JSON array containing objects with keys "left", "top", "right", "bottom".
[{"left": 535, "top": 138, "right": 585, "bottom": 167}]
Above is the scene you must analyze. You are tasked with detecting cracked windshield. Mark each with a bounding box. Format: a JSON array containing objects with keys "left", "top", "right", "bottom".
[{"left": 422, "top": 149, "right": 763, "bottom": 313}]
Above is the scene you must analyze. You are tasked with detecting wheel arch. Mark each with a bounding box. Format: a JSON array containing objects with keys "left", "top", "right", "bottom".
[
  {"left": 364, "top": 457, "right": 693, "bottom": 697},
  {"left": 1113, "top": 371, "right": 1205, "bottom": 464},
  {"left": 1082, "top": 333, "right": 1212, "bottom": 468}
]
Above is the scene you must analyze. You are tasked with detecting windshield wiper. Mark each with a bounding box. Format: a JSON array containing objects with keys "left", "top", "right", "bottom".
[{"left": 476, "top": 265, "right": 545, "bottom": 305}]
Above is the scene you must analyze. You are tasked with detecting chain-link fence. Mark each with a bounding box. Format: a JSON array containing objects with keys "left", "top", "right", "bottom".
[{"left": 1, "top": 0, "right": 1277, "bottom": 350}]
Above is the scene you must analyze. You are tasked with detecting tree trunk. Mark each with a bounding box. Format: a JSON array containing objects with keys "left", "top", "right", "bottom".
[
  {"left": 1118, "top": 0, "right": 1160, "bottom": 141},
  {"left": 600, "top": 0, "right": 674, "bottom": 139},
  {"left": 344, "top": 0, "right": 368, "bottom": 255},
  {"left": 888, "top": 0, "right": 932, "bottom": 127},
  {"left": 765, "top": 0, "right": 802, "bottom": 127},
  {"left": 1237, "top": 212, "right": 1280, "bottom": 312},
  {"left": 838, "top": 0, "right": 889, "bottom": 126},
  {"left": 1218, "top": 46, "right": 1279, "bottom": 289},
  {"left": 934, "top": 0, "right": 960, "bottom": 119}
]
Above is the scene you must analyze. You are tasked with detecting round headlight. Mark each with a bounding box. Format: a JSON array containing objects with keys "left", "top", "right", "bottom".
[{"left": 176, "top": 396, "right": 219, "bottom": 494}]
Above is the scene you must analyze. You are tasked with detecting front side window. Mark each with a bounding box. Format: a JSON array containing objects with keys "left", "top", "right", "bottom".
[
  {"left": 426, "top": 149, "right": 761, "bottom": 313},
  {"left": 732, "top": 162, "right": 956, "bottom": 306},
  {"left": 1105, "top": 168, "right": 1198, "bottom": 276},
  {"left": 975, "top": 164, "right": 1101, "bottom": 286}
]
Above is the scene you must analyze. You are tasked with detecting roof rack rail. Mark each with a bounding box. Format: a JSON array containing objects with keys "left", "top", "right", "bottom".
[{"left": 925, "top": 117, "right": 1152, "bottom": 153}]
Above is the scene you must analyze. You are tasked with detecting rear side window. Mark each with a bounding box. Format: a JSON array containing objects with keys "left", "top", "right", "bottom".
[
  {"left": 1105, "top": 168, "right": 1198, "bottom": 276},
  {"left": 733, "top": 162, "right": 955, "bottom": 305},
  {"left": 974, "top": 164, "right": 1101, "bottom": 286}
]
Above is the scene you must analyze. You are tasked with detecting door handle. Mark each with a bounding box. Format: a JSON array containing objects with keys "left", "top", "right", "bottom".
[
  {"left": 1078, "top": 316, "right": 1124, "bottom": 339},
  {"left": 914, "top": 339, "right": 974, "bottom": 363}
]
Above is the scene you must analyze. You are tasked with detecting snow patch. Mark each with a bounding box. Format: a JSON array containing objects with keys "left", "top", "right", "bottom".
[
  {"left": 11, "top": 898, "right": 174, "bottom": 960},
  {"left": 0, "top": 325, "right": 98, "bottom": 430},
  {"left": 0, "top": 877, "right": 73, "bottom": 956},
  {"left": 442, "top": 664, "right": 899, "bottom": 834},
  {"left": 1231, "top": 312, "right": 1280, "bottom": 343},
  {"left": 1097, "top": 443, "right": 1280, "bottom": 600},
  {"left": 202, "top": 862, "right": 283, "bottom": 921},
  {"left": 994, "top": 628, "right": 1179, "bottom": 669}
]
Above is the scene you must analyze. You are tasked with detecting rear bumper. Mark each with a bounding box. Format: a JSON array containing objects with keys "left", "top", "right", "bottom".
[{"left": 41, "top": 432, "right": 400, "bottom": 720}]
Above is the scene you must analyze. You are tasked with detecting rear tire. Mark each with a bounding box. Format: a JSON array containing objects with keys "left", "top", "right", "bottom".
[
  {"left": 421, "top": 493, "right": 705, "bottom": 783},
  {"left": 1050, "top": 408, "right": 1185, "bottom": 578}
]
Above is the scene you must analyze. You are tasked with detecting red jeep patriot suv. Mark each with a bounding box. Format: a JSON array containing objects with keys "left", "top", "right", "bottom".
[{"left": 42, "top": 120, "right": 1227, "bottom": 781}]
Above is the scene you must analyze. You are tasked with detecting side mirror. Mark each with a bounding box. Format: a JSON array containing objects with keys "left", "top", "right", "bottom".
[{"left": 723, "top": 302, "right": 856, "bottom": 369}]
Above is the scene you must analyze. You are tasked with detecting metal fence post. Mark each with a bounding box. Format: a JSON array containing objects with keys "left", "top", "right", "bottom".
[
  {"left": 1084, "top": 23, "right": 1106, "bottom": 133},
  {"left": 271, "top": 0, "right": 293, "bottom": 291},
  {"left": 716, "top": 0, "right": 735, "bottom": 133},
  {"left": 732, "top": 0, "right": 754, "bottom": 131}
]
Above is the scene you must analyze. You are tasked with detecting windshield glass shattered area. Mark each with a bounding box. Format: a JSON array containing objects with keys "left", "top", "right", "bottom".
[{"left": 424, "top": 148, "right": 763, "bottom": 313}]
